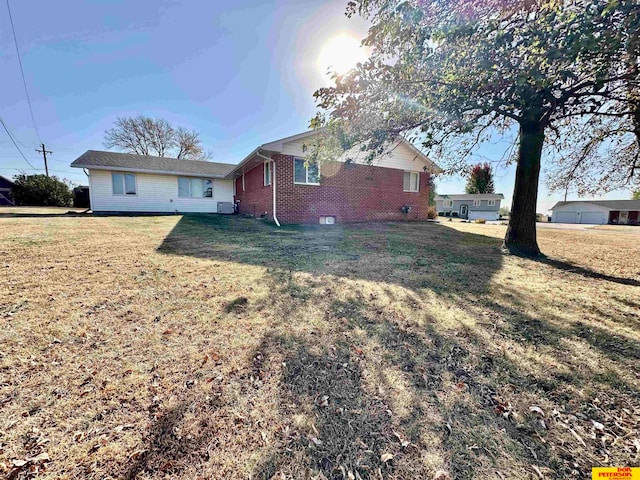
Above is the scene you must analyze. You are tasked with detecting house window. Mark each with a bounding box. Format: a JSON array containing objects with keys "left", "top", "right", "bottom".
[
  {"left": 112, "top": 173, "right": 137, "bottom": 195},
  {"left": 473, "top": 200, "right": 481, "bottom": 207},
  {"left": 403, "top": 171, "right": 420, "bottom": 192},
  {"left": 264, "top": 162, "right": 272, "bottom": 186},
  {"left": 443, "top": 199, "right": 453, "bottom": 208},
  {"left": 488, "top": 199, "right": 496, "bottom": 207},
  {"left": 178, "top": 177, "right": 213, "bottom": 198},
  {"left": 294, "top": 158, "right": 320, "bottom": 185}
]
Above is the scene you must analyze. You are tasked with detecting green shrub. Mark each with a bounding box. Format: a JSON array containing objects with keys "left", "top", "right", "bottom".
[{"left": 12, "top": 174, "right": 73, "bottom": 207}]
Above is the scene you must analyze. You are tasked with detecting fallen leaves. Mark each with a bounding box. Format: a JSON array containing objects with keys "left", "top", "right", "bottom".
[
  {"left": 493, "top": 396, "right": 516, "bottom": 420},
  {"left": 8, "top": 452, "right": 50, "bottom": 476},
  {"left": 128, "top": 449, "right": 146, "bottom": 461},
  {"left": 433, "top": 470, "right": 451, "bottom": 480},
  {"left": 529, "top": 405, "right": 545, "bottom": 417},
  {"left": 350, "top": 345, "right": 365, "bottom": 358},
  {"left": 557, "top": 421, "right": 587, "bottom": 447},
  {"left": 392, "top": 430, "right": 410, "bottom": 448},
  {"left": 380, "top": 452, "right": 394, "bottom": 463}
]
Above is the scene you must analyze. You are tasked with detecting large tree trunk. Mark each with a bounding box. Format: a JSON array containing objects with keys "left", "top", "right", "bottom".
[{"left": 504, "top": 121, "right": 544, "bottom": 256}]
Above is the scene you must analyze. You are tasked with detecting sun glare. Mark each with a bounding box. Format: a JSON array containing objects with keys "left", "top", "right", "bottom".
[{"left": 317, "top": 34, "right": 367, "bottom": 76}]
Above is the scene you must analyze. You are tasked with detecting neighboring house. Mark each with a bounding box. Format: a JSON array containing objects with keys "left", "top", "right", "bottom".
[
  {"left": 551, "top": 200, "right": 640, "bottom": 225},
  {"left": 0, "top": 175, "right": 15, "bottom": 206},
  {"left": 70, "top": 151, "right": 236, "bottom": 213},
  {"left": 435, "top": 193, "right": 505, "bottom": 220},
  {"left": 229, "top": 130, "right": 439, "bottom": 224},
  {"left": 70, "top": 130, "right": 440, "bottom": 223}
]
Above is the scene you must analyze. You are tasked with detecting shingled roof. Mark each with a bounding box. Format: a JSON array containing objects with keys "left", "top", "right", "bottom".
[
  {"left": 70, "top": 150, "right": 236, "bottom": 178},
  {"left": 550, "top": 200, "right": 640, "bottom": 211}
]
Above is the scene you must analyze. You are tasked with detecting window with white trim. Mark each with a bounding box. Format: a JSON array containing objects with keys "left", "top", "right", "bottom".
[
  {"left": 178, "top": 177, "right": 213, "bottom": 198},
  {"left": 264, "top": 161, "right": 272, "bottom": 186},
  {"left": 112, "top": 173, "right": 137, "bottom": 195},
  {"left": 403, "top": 171, "right": 420, "bottom": 192},
  {"left": 473, "top": 199, "right": 481, "bottom": 207},
  {"left": 294, "top": 158, "right": 320, "bottom": 185},
  {"left": 443, "top": 199, "right": 453, "bottom": 208},
  {"left": 488, "top": 199, "right": 496, "bottom": 206}
]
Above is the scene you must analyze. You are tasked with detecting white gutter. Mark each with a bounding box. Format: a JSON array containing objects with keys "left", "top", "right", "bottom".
[
  {"left": 254, "top": 149, "right": 280, "bottom": 227},
  {"left": 70, "top": 165, "right": 228, "bottom": 179}
]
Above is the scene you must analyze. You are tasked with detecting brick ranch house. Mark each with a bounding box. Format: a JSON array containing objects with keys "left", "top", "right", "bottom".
[
  {"left": 70, "top": 130, "right": 440, "bottom": 224},
  {"left": 230, "top": 130, "right": 439, "bottom": 224}
]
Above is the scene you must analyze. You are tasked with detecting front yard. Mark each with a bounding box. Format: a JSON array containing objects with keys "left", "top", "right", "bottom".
[{"left": 1, "top": 211, "right": 638, "bottom": 479}]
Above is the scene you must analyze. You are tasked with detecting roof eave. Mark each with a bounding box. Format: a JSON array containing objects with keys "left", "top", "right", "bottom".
[
  {"left": 435, "top": 193, "right": 505, "bottom": 199},
  {"left": 72, "top": 164, "right": 231, "bottom": 179},
  {"left": 397, "top": 138, "right": 442, "bottom": 174},
  {"left": 224, "top": 146, "right": 281, "bottom": 179}
]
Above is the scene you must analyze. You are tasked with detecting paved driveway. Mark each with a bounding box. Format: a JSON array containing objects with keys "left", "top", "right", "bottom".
[
  {"left": 537, "top": 222, "right": 640, "bottom": 234},
  {"left": 536, "top": 222, "right": 596, "bottom": 230}
]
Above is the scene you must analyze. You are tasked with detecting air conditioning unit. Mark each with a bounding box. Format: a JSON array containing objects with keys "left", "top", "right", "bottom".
[{"left": 217, "top": 202, "right": 235, "bottom": 214}]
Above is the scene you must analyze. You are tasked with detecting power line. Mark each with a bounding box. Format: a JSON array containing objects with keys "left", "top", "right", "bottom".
[
  {"left": 0, "top": 117, "right": 38, "bottom": 170},
  {"left": 6, "top": 0, "right": 42, "bottom": 143}
]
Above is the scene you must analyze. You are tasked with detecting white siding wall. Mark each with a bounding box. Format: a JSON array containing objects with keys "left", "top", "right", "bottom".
[
  {"left": 551, "top": 202, "right": 610, "bottom": 224},
  {"left": 89, "top": 169, "right": 233, "bottom": 213},
  {"left": 281, "top": 139, "right": 430, "bottom": 172}
]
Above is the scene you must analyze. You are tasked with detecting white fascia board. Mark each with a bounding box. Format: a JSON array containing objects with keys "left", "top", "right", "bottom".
[{"left": 75, "top": 165, "right": 228, "bottom": 179}]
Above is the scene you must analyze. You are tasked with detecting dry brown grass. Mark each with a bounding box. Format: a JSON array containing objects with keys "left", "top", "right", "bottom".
[{"left": 0, "top": 209, "right": 638, "bottom": 479}]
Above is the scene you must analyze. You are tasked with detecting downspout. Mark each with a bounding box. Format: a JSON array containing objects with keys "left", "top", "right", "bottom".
[
  {"left": 255, "top": 149, "right": 280, "bottom": 227},
  {"left": 84, "top": 168, "right": 94, "bottom": 212}
]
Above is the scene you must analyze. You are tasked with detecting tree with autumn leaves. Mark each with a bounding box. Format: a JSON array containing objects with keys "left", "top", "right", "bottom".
[
  {"left": 465, "top": 163, "right": 495, "bottom": 194},
  {"left": 311, "top": 0, "right": 639, "bottom": 255}
]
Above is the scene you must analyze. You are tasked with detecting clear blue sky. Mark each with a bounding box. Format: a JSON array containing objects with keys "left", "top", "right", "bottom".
[{"left": 0, "top": 0, "right": 633, "bottom": 213}]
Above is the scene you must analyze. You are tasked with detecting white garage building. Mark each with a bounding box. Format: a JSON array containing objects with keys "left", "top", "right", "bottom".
[{"left": 551, "top": 200, "right": 640, "bottom": 225}]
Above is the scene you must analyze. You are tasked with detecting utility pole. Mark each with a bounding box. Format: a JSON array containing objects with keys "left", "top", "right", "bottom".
[{"left": 35, "top": 143, "right": 52, "bottom": 177}]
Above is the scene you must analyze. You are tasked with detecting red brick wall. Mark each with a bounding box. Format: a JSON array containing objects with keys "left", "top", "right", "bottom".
[
  {"left": 272, "top": 154, "right": 431, "bottom": 224},
  {"left": 234, "top": 158, "right": 273, "bottom": 218}
]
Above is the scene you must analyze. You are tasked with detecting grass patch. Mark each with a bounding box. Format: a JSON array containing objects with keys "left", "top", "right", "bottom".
[{"left": 0, "top": 211, "right": 638, "bottom": 479}]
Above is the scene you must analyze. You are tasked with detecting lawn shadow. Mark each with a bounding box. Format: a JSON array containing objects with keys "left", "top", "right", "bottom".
[
  {"left": 156, "top": 214, "right": 503, "bottom": 295},
  {"left": 251, "top": 335, "right": 398, "bottom": 479},
  {"left": 151, "top": 215, "right": 638, "bottom": 478},
  {"left": 246, "top": 303, "right": 559, "bottom": 478},
  {"left": 122, "top": 400, "right": 220, "bottom": 479},
  {"left": 535, "top": 257, "right": 640, "bottom": 287}
]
